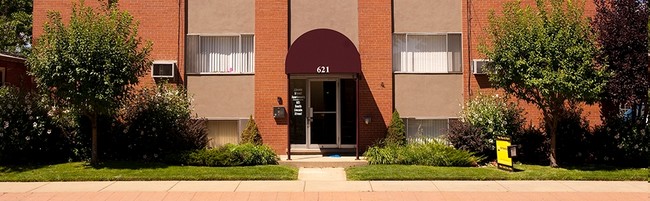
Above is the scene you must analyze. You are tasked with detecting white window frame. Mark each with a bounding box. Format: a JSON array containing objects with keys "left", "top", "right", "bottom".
[
  {"left": 0, "top": 67, "right": 5, "bottom": 86},
  {"left": 472, "top": 59, "right": 490, "bottom": 75},
  {"left": 151, "top": 60, "right": 176, "bottom": 78},
  {"left": 403, "top": 117, "right": 457, "bottom": 141},
  {"left": 186, "top": 34, "right": 255, "bottom": 75},
  {"left": 393, "top": 32, "right": 463, "bottom": 74}
]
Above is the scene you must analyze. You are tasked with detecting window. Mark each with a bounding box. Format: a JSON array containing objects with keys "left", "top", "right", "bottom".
[
  {"left": 205, "top": 119, "right": 248, "bottom": 148},
  {"left": 186, "top": 35, "right": 254, "bottom": 74},
  {"left": 0, "top": 67, "right": 4, "bottom": 87},
  {"left": 404, "top": 118, "right": 454, "bottom": 141},
  {"left": 393, "top": 33, "right": 462, "bottom": 73}
]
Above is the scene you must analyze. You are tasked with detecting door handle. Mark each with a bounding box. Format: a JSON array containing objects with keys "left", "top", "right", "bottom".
[{"left": 308, "top": 108, "right": 314, "bottom": 124}]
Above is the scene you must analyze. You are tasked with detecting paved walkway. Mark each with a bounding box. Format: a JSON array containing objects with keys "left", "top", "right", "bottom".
[{"left": 0, "top": 181, "right": 645, "bottom": 201}]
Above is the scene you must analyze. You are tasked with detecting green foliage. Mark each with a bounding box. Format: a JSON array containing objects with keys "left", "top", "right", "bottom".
[
  {"left": 446, "top": 94, "right": 524, "bottom": 160},
  {"left": 28, "top": 1, "right": 152, "bottom": 116},
  {"left": 364, "top": 139, "right": 483, "bottom": 167},
  {"left": 0, "top": 86, "right": 66, "bottom": 164},
  {"left": 171, "top": 144, "right": 279, "bottom": 167},
  {"left": 481, "top": 0, "right": 608, "bottom": 166},
  {"left": 385, "top": 111, "right": 407, "bottom": 146},
  {"left": 108, "top": 85, "right": 208, "bottom": 161},
  {"left": 241, "top": 115, "right": 262, "bottom": 145},
  {"left": 0, "top": 0, "right": 32, "bottom": 56},
  {"left": 28, "top": 1, "right": 152, "bottom": 163}
]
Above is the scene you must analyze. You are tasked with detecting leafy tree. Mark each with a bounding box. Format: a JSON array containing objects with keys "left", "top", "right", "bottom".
[
  {"left": 0, "top": 0, "right": 32, "bottom": 56},
  {"left": 28, "top": 1, "right": 152, "bottom": 164},
  {"left": 481, "top": 0, "right": 608, "bottom": 167},
  {"left": 241, "top": 115, "right": 262, "bottom": 145},
  {"left": 385, "top": 110, "right": 406, "bottom": 146},
  {"left": 593, "top": 0, "right": 649, "bottom": 127}
]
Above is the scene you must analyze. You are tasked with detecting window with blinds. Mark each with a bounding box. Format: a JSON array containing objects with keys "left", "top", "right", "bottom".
[
  {"left": 393, "top": 33, "right": 462, "bottom": 73},
  {"left": 186, "top": 35, "right": 255, "bottom": 74},
  {"left": 404, "top": 118, "right": 451, "bottom": 141}
]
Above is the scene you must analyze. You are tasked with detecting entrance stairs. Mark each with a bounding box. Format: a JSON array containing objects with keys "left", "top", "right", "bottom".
[{"left": 278, "top": 155, "right": 368, "bottom": 168}]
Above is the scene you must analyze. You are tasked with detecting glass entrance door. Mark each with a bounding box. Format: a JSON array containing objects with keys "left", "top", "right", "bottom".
[{"left": 308, "top": 80, "right": 338, "bottom": 148}]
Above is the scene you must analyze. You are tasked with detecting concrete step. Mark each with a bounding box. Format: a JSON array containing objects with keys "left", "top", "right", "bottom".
[{"left": 279, "top": 155, "right": 368, "bottom": 168}]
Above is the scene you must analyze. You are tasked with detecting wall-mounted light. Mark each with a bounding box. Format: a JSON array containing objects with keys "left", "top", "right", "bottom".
[
  {"left": 277, "top": 97, "right": 283, "bottom": 105},
  {"left": 363, "top": 115, "right": 372, "bottom": 125}
]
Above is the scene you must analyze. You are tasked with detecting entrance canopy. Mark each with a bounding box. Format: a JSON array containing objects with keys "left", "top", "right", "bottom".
[{"left": 285, "top": 29, "right": 361, "bottom": 74}]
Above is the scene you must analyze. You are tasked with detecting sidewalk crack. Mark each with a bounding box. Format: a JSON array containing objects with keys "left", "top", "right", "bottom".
[
  {"left": 166, "top": 181, "right": 180, "bottom": 192},
  {"left": 233, "top": 181, "right": 242, "bottom": 192},
  {"left": 98, "top": 181, "right": 116, "bottom": 192}
]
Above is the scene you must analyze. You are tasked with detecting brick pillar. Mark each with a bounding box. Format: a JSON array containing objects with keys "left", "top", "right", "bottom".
[
  {"left": 255, "top": 0, "right": 289, "bottom": 153},
  {"left": 357, "top": 0, "right": 393, "bottom": 150}
]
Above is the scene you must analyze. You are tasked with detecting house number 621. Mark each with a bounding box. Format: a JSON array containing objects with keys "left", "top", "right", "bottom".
[{"left": 316, "top": 66, "right": 330, "bottom": 74}]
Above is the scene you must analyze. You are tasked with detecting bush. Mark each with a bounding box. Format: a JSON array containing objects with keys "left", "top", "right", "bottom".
[
  {"left": 592, "top": 118, "right": 648, "bottom": 167},
  {"left": 511, "top": 125, "right": 548, "bottom": 164},
  {"left": 108, "top": 85, "right": 208, "bottom": 161},
  {"left": 446, "top": 94, "right": 524, "bottom": 160},
  {"left": 169, "top": 143, "right": 278, "bottom": 166},
  {"left": 364, "top": 139, "right": 483, "bottom": 167},
  {"left": 0, "top": 86, "right": 67, "bottom": 164},
  {"left": 241, "top": 115, "right": 262, "bottom": 145},
  {"left": 385, "top": 111, "right": 406, "bottom": 146}
]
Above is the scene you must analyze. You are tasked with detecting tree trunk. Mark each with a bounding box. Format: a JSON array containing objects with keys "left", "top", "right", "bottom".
[
  {"left": 548, "top": 111, "right": 559, "bottom": 168},
  {"left": 90, "top": 113, "right": 99, "bottom": 164}
]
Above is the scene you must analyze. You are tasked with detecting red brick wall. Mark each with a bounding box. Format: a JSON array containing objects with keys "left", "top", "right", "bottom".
[
  {"left": 462, "top": 0, "right": 601, "bottom": 128},
  {"left": 254, "top": 0, "right": 289, "bottom": 153},
  {"left": 32, "top": 0, "right": 185, "bottom": 87},
  {"left": 358, "top": 0, "right": 393, "bottom": 150},
  {"left": 1, "top": 58, "right": 33, "bottom": 90}
]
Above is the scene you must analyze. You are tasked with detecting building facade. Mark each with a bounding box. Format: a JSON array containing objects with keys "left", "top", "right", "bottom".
[{"left": 33, "top": 0, "right": 600, "bottom": 155}]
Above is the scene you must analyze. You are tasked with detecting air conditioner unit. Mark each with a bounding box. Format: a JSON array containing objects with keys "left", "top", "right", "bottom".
[
  {"left": 472, "top": 59, "right": 489, "bottom": 75},
  {"left": 152, "top": 61, "right": 176, "bottom": 78}
]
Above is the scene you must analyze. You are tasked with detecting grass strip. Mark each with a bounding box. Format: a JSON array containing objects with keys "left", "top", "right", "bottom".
[
  {"left": 0, "top": 161, "right": 298, "bottom": 181},
  {"left": 346, "top": 164, "right": 647, "bottom": 181}
]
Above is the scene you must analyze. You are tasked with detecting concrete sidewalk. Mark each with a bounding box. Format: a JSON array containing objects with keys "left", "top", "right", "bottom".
[{"left": 0, "top": 181, "right": 645, "bottom": 193}]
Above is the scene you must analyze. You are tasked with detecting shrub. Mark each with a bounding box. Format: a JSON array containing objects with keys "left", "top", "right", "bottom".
[
  {"left": 385, "top": 111, "right": 406, "bottom": 146},
  {"left": 447, "top": 94, "right": 524, "bottom": 160},
  {"left": 169, "top": 143, "right": 278, "bottom": 166},
  {"left": 0, "top": 86, "right": 67, "bottom": 164},
  {"left": 364, "top": 139, "right": 483, "bottom": 167},
  {"left": 511, "top": 125, "right": 548, "bottom": 165},
  {"left": 241, "top": 115, "right": 262, "bottom": 145},
  {"left": 109, "top": 85, "right": 208, "bottom": 161}
]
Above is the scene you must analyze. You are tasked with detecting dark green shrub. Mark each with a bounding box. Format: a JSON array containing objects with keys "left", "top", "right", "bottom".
[
  {"left": 446, "top": 94, "right": 524, "bottom": 161},
  {"left": 385, "top": 111, "right": 406, "bottom": 146},
  {"left": 241, "top": 115, "right": 262, "bottom": 145},
  {"left": 511, "top": 125, "right": 548, "bottom": 165},
  {"left": 109, "top": 85, "right": 208, "bottom": 161},
  {"left": 170, "top": 143, "right": 279, "bottom": 166},
  {"left": 0, "top": 86, "right": 67, "bottom": 164},
  {"left": 554, "top": 106, "right": 592, "bottom": 165},
  {"left": 365, "top": 139, "right": 483, "bottom": 167}
]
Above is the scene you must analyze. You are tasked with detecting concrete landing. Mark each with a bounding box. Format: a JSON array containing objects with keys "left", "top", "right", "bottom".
[{"left": 278, "top": 155, "right": 367, "bottom": 168}]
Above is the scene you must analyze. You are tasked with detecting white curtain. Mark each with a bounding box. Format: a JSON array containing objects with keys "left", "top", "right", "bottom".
[
  {"left": 393, "top": 34, "right": 461, "bottom": 73},
  {"left": 207, "top": 120, "right": 240, "bottom": 148},
  {"left": 186, "top": 35, "right": 255, "bottom": 74},
  {"left": 406, "top": 119, "right": 449, "bottom": 140}
]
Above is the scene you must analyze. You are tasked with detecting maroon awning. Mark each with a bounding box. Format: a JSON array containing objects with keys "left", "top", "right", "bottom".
[{"left": 285, "top": 29, "right": 361, "bottom": 74}]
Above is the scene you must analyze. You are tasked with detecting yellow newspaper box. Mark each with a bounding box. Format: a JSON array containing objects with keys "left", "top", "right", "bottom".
[{"left": 496, "top": 136, "right": 516, "bottom": 171}]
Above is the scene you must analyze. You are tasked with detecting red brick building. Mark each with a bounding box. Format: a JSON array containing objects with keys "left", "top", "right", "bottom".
[
  {"left": 33, "top": 0, "right": 601, "bottom": 155},
  {"left": 0, "top": 53, "right": 32, "bottom": 90}
]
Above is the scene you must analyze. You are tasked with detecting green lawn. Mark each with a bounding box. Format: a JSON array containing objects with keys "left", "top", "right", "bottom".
[
  {"left": 0, "top": 161, "right": 298, "bottom": 181},
  {"left": 346, "top": 164, "right": 647, "bottom": 181}
]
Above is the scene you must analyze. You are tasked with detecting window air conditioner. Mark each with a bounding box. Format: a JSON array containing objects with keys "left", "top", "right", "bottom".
[
  {"left": 472, "top": 59, "right": 489, "bottom": 75},
  {"left": 152, "top": 61, "right": 176, "bottom": 78}
]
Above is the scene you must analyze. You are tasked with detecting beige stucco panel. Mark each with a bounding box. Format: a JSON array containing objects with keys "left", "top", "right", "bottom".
[
  {"left": 395, "top": 74, "right": 463, "bottom": 118},
  {"left": 394, "top": 0, "right": 461, "bottom": 33},
  {"left": 290, "top": 0, "right": 358, "bottom": 47},
  {"left": 187, "top": 75, "right": 254, "bottom": 118},
  {"left": 188, "top": 0, "right": 254, "bottom": 34}
]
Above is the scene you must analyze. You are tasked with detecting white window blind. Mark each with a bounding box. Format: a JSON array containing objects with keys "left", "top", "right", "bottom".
[
  {"left": 404, "top": 118, "right": 450, "bottom": 140},
  {"left": 186, "top": 35, "right": 255, "bottom": 74},
  {"left": 393, "top": 33, "right": 462, "bottom": 73},
  {"left": 206, "top": 120, "right": 240, "bottom": 148}
]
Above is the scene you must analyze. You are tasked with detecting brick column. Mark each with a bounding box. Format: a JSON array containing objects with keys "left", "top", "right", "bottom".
[
  {"left": 358, "top": 0, "right": 393, "bottom": 150},
  {"left": 255, "top": 0, "right": 289, "bottom": 153}
]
